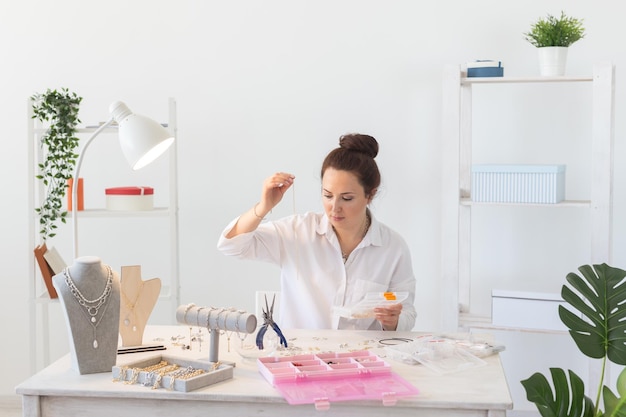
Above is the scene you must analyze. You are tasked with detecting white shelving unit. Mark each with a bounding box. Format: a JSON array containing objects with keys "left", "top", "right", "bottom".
[
  {"left": 27, "top": 98, "right": 180, "bottom": 373},
  {"left": 441, "top": 63, "right": 615, "bottom": 332}
]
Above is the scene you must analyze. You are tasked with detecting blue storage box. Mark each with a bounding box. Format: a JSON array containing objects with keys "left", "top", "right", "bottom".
[{"left": 467, "top": 67, "right": 504, "bottom": 77}]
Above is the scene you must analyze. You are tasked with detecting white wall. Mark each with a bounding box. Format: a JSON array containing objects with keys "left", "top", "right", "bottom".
[{"left": 2, "top": 0, "right": 625, "bottom": 413}]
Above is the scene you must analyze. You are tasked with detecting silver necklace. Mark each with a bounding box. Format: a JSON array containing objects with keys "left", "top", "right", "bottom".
[
  {"left": 63, "top": 266, "right": 113, "bottom": 349},
  {"left": 341, "top": 213, "right": 371, "bottom": 263}
]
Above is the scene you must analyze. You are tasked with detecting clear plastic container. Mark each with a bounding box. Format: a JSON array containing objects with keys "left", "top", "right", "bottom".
[
  {"left": 235, "top": 330, "right": 280, "bottom": 362},
  {"left": 384, "top": 335, "right": 503, "bottom": 374},
  {"left": 337, "top": 292, "right": 408, "bottom": 319}
]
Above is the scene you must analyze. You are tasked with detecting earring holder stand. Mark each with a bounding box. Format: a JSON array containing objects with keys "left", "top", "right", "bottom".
[{"left": 175, "top": 304, "right": 257, "bottom": 363}]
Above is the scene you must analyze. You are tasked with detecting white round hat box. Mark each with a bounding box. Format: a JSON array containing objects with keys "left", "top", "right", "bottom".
[{"left": 105, "top": 186, "right": 154, "bottom": 211}]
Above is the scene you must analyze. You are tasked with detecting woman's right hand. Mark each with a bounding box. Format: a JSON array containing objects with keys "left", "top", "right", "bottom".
[
  {"left": 224, "top": 172, "right": 295, "bottom": 239},
  {"left": 258, "top": 172, "right": 295, "bottom": 215}
]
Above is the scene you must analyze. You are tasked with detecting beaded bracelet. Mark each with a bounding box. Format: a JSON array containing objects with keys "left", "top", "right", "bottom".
[
  {"left": 206, "top": 307, "right": 214, "bottom": 329},
  {"left": 168, "top": 366, "right": 205, "bottom": 391},
  {"left": 124, "top": 361, "right": 169, "bottom": 385},
  {"left": 183, "top": 303, "right": 196, "bottom": 324},
  {"left": 235, "top": 310, "right": 248, "bottom": 347},
  {"left": 253, "top": 202, "right": 266, "bottom": 220},
  {"left": 148, "top": 364, "right": 180, "bottom": 389},
  {"left": 125, "top": 368, "right": 142, "bottom": 385},
  {"left": 113, "top": 365, "right": 130, "bottom": 382},
  {"left": 196, "top": 306, "right": 205, "bottom": 327}
]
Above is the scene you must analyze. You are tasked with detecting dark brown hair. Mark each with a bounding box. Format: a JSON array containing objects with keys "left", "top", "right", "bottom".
[{"left": 321, "top": 133, "right": 380, "bottom": 198}]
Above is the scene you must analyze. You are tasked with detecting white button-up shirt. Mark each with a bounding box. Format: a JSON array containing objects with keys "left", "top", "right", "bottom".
[{"left": 217, "top": 211, "right": 416, "bottom": 330}]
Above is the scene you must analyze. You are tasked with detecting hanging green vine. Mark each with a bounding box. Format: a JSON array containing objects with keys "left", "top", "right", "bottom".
[{"left": 32, "top": 88, "right": 82, "bottom": 241}]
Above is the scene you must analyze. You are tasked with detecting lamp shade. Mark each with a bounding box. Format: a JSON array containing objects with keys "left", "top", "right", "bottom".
[{"left": 110, "top": 101, "right": 175, "bottom": 170}]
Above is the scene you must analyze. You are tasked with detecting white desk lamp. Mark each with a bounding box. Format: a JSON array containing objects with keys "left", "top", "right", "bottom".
[{"left": 71, "top": 101, "right": 175, "bottom": 259}]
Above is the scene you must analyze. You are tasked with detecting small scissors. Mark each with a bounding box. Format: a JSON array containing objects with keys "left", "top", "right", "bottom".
[{"left": 256, "top": 294, "right": 288, "bottom": 350}]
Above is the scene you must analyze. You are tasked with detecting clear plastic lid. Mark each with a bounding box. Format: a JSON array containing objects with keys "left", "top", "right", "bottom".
[
  {"left": 336, "top": 292, "right": 408, "bottom": 319},
  {"left": 384, "top": 335, "right": 502, "bottom": 374}
]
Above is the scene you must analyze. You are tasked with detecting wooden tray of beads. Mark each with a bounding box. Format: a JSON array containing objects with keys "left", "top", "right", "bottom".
[{"left": 112, "top": 354, "right": 233, "bottom": 392}]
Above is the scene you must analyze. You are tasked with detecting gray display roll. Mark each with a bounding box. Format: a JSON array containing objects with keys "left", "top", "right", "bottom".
[{"left": 176, "top": 304, "right": 257, "bottom": 334}]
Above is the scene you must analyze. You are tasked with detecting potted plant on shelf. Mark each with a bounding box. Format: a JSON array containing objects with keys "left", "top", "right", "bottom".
[
  {"left": 31, "top": 88, "right": 82, "bottom": 298},
  {"left": 32, "top": 87, "right": 82, "bottom": 242},
  {"left": 524, "top": 11, "right": 585, "bottom": 76},
  {"left": 521, "top": 263, "right": 626, "bottom": 417}
]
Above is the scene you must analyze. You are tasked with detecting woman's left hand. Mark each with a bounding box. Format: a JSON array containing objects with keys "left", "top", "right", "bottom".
[{"left": 374, "top": 303, "right": 403, "bottom": 331}]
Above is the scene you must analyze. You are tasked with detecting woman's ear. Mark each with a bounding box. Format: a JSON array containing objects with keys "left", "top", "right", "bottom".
[{"left": 368, "top": 188, "right": 378, "bottom": 202}]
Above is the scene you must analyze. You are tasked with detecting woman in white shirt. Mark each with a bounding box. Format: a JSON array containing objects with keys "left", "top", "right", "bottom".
[{"left": 217, "top": 134, "right": 416, "bottom": 331}]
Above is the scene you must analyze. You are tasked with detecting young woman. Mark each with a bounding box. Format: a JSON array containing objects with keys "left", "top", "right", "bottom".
[{"left": 217, "top": 134, "right": 416, "bottom": 331}]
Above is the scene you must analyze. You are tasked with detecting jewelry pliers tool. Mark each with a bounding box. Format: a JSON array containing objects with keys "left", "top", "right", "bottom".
[{"left": 256, "top": 294, "right": 288, "bottom": 350}]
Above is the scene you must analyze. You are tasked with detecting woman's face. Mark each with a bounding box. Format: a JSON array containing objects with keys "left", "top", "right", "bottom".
[{"left": 322, "top": 168, "right": 371, "bottom": 232}]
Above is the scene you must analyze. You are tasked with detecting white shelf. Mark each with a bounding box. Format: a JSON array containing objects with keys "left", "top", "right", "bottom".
[
  {"left": 27, "top": 98, "right": 180, "bottom": 372},
  {"left": 458, "top": 313, "right": 569, "bottom": 335},
  {"left": 441, "top": 63, "right": 615, "bottom": 332},
  {"left": 33, "top": 125, "right": 169, "bottom": 134},
  {"left": 461, "top": 75, "right": 593, "bottom": 84},
  {"left": 459, "top": 198, "right": 591, "bottom": 208},
  {"left": 72, "top": 208, "right": 172, "bottom": 217}
]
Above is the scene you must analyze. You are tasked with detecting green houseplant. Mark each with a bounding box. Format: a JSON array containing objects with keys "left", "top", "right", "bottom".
[
  {"left": 524, "top": 11, "right": 586, "bottom": 76},
  {"left": 521, "top": 263, "right": 626, "bottom": 417},
  {"left": 32, "top": 88, "right": 82, "bottom": 241},
  {"left": 524, "top": 11, "right": 585, "bottom": 48}
]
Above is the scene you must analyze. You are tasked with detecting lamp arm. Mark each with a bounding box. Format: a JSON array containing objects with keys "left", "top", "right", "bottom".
[{"left": 71, "top": 117, "right": 115, "bottom": 260}]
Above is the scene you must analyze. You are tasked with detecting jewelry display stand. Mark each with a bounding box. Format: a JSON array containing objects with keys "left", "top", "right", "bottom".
[
  {"left": 175, "top": 304, "right": 257, "bottom": 364},
  {"left": 118, "top": 265, "right": 161, "bottom": 347},
  {"left": 53, "top": 256, "right": 120, "bottom": 375}
]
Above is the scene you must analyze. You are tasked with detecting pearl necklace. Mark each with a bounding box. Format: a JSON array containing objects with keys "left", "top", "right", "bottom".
[{"left": 63, "top": 265, "right": 113, "bottom": 349}]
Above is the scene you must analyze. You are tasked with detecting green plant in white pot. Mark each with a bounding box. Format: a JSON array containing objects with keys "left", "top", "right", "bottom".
[
  {"left": 524, "top": 11, "right": 585, "bottom": 76},
  {"left": 521, "top": 263, "right": 626, "bottom": 417},
  {"left": 31, "top": 88, "right": 82, "bottom": 242}
]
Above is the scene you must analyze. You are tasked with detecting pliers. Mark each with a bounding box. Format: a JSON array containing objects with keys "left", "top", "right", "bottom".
[{"left": 256, "top": 294, "right": 288, "bottom": 350}]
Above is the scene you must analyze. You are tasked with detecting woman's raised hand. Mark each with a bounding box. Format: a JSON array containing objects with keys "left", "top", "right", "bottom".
[
  {"left": 224, "top": 172, "right": 295, "bottom": 238},
  {"left": 259, "top": 172, "right": 295, "bottom": 214}
]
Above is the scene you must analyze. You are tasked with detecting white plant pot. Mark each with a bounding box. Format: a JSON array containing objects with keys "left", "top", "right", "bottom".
[{"left": 537, "top": 46, "right": 568, "bottom": 76}]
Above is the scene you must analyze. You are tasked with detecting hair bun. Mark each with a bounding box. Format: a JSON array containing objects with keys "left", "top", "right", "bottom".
[{"left": 339, "top": 134, "right": 379, "bottom": 158}]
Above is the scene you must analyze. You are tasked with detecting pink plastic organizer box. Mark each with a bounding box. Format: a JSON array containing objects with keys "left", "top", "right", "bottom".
[{"left": 257, "top": 350, "right": 419, "bottom": 410}]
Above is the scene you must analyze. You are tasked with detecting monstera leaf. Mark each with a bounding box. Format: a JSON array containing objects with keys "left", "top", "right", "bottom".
[
  {"left": 559, "top": 264, "right": 626, "bottom": 365},
  {"left": 521, "top": 369, "right": 594, "bottom": 417},
  {"left": 522, "top": 264, "right": 626, "bottom": 417},
  {"left": 603, "top": 368, "right": 626, "bottom": 416}
]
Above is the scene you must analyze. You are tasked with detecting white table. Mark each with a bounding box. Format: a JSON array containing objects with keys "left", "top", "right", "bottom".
[{"left": 16, "top": 326, "right": 512, "bottom": 417}]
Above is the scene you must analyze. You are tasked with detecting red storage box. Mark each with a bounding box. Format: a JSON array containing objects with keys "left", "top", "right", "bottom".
[{"left": 105, "top": 186, "right": 154, "bottom": 211}]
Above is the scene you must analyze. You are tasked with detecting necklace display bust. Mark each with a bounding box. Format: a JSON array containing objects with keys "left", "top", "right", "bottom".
[
  {"left": 53, "top": 256, "right": 120, "bottom": 374},
  {"left": 119, "top": 265, "right": 161, "bottom": 347}
]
